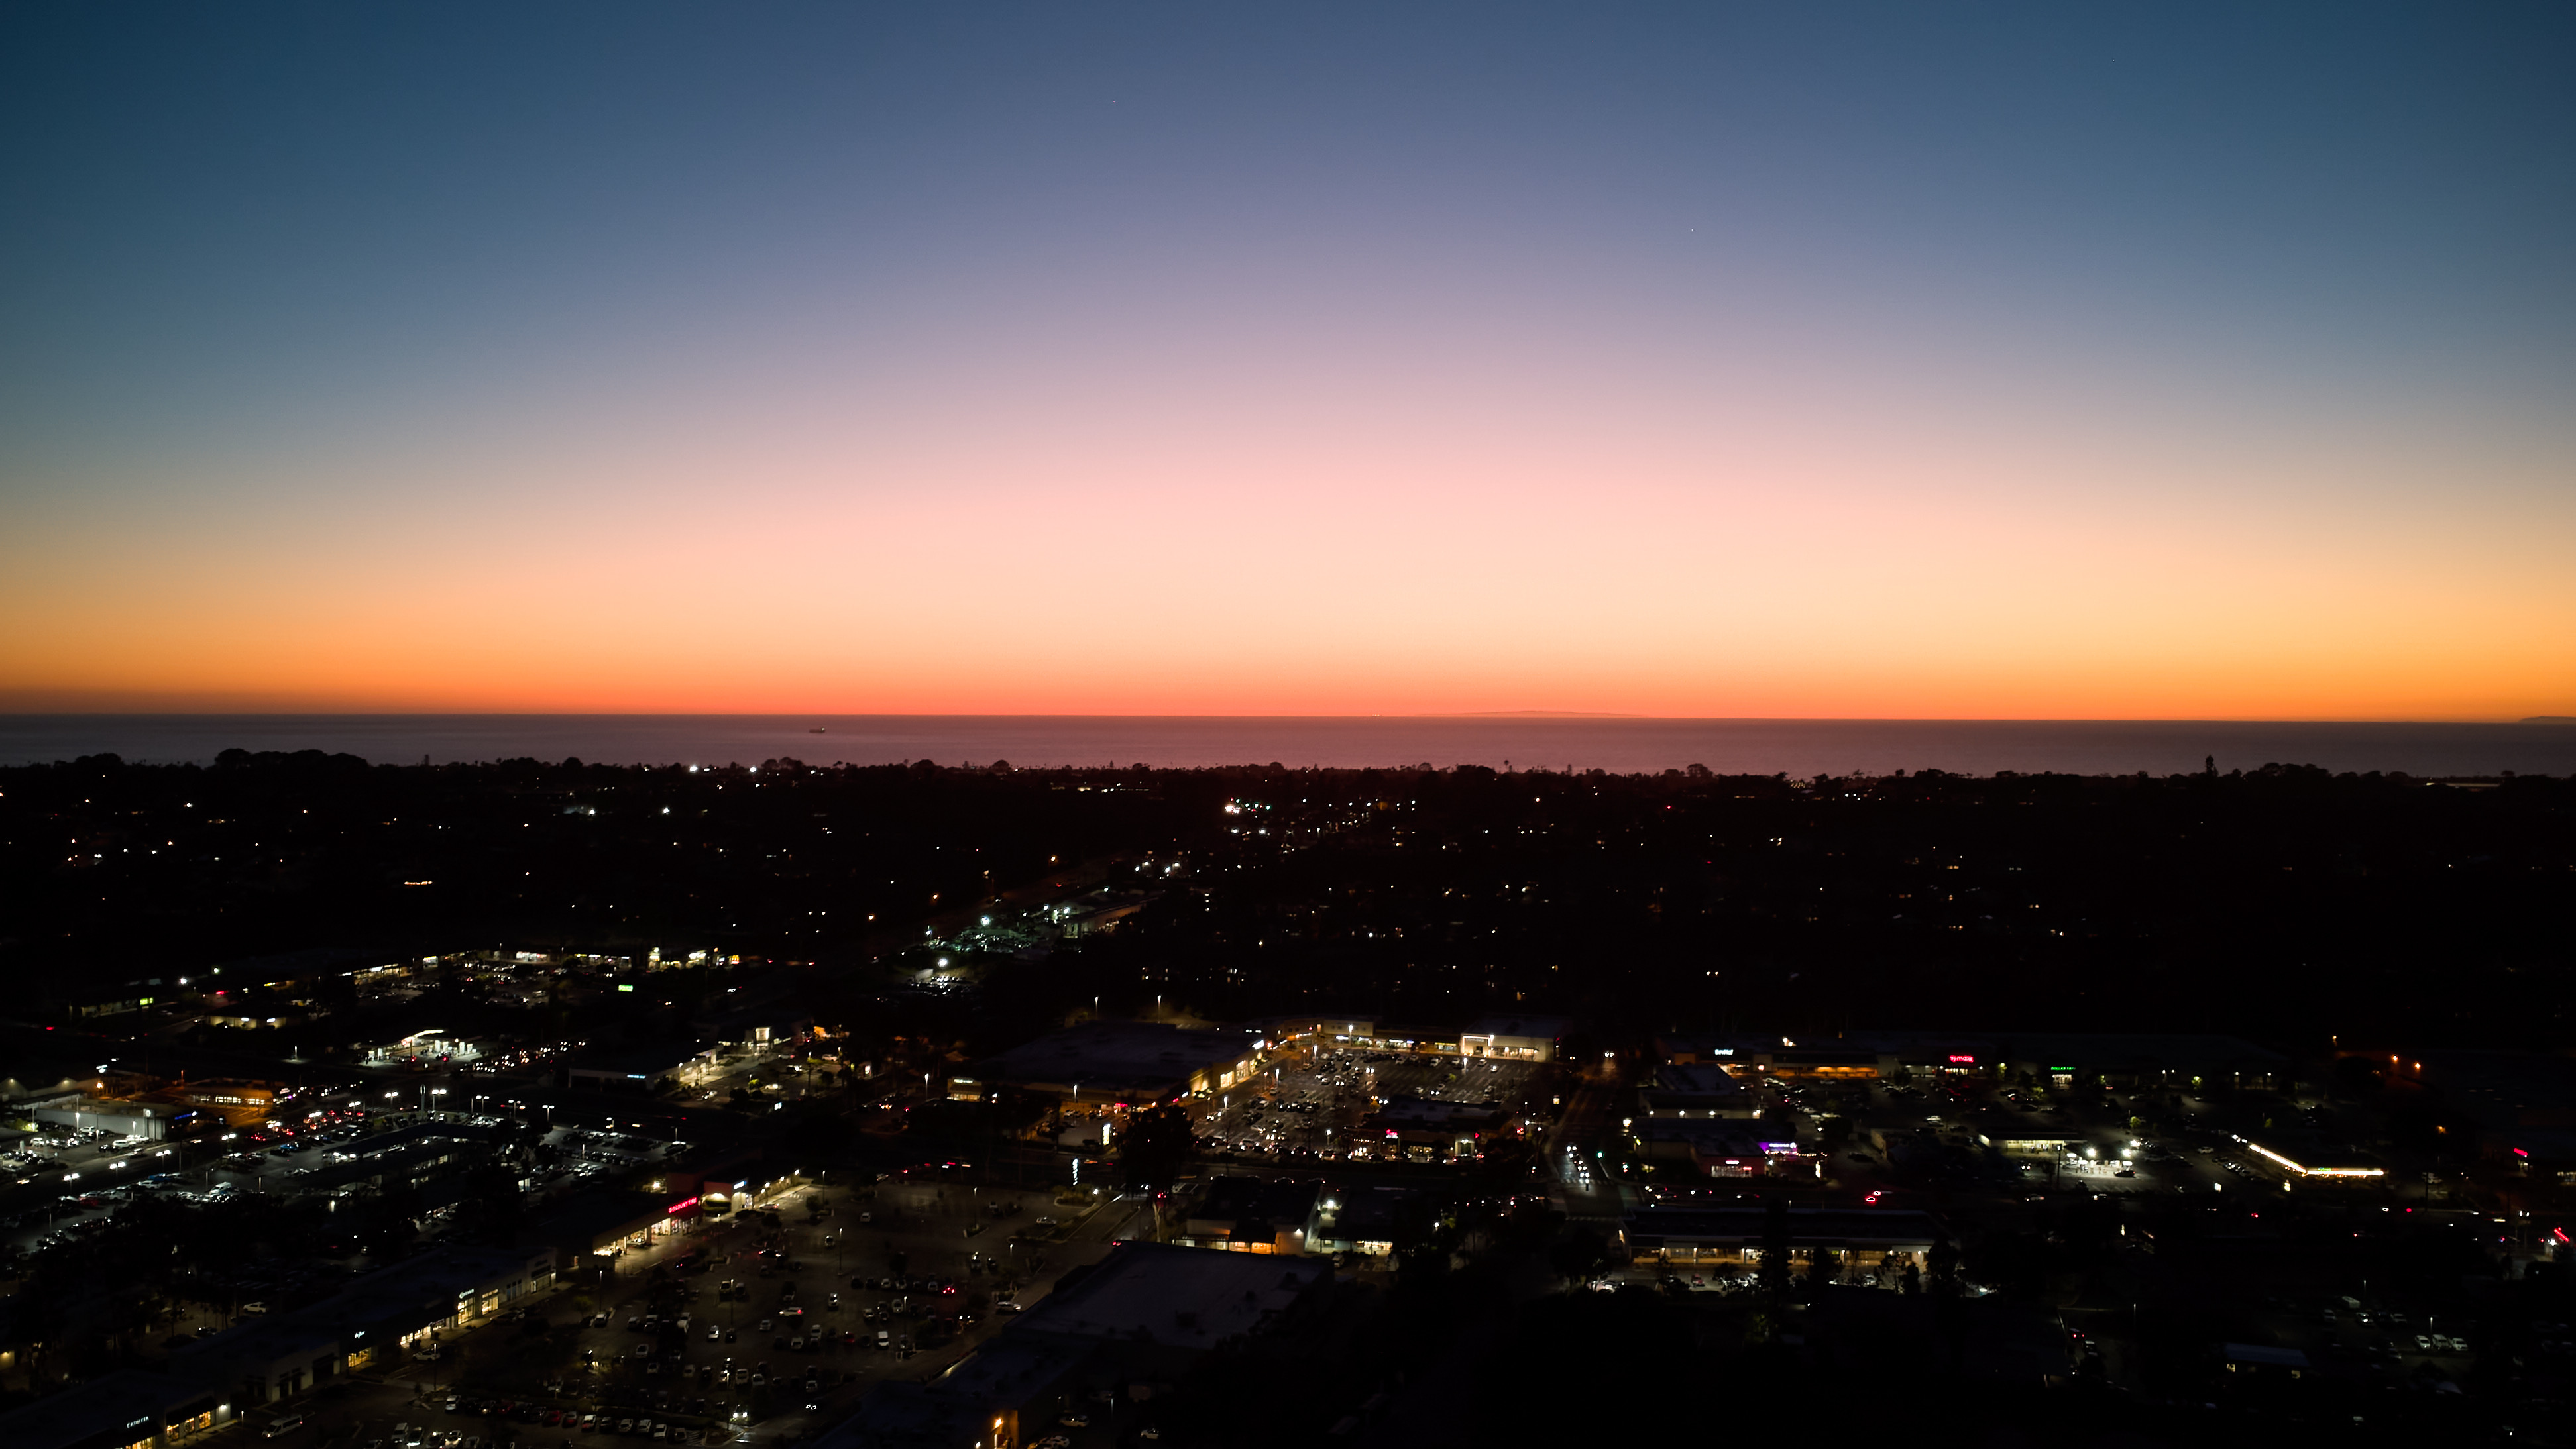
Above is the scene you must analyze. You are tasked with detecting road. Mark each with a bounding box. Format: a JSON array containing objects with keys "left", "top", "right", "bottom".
[{"left": 1543, "top": 1071, "right": 1624, "bottom": 1224}]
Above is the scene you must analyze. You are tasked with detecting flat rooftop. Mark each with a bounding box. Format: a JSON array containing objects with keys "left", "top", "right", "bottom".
[
  {"left": 930, "top": 1332, "right": 1097, "bottom": 1405},
  {"left": 812, "top": 1381, "right": 991, "bottom": 1449},
  {"left": 1017, "top": 1242, "right": 1329, "bottom": 1348},
  {"left": 1622, "top": 1206, "right": 1948, "bottom": 1248},
  {"left": 1373, "top": 1097, "right": 1505, "bottom": 1126},
  {"left": 1664, "top": 1030, "right": 2290, "bottom": 1071},
  {"left": 1190, "top": 1175, "right": 1320, "bottom": 1228},
  {"left": 1461, "top": 1016, "right": 1569, "bottom": 1040},
  {"left": 1310, "top": 1185, "right": 1414, "bottom": 1242},
  {"left": 568, "top": 1041, "right": 714, "bottom": 1077},
  {"left": 1848, "top": 1030, "right": 2288, "bottom": 1069},
  {"left": 0, "top": 1369, "right": 207, "bottom": 1449},
  {"left": 521, "top": 1189, "right": 675, "bottom": 1248},
  {"left": 1650, "top": 1065, "right": 1753, "bottom": 1097},
  {"left": 1632, "top": 1120, "right": 1767, "bottom": 1150},
  {"left": 172, "top": 1244, "right": 555, "bottom": 1376},
  {"left": 970, "top": 1021, "right": 1261, "bottom": 1099}
]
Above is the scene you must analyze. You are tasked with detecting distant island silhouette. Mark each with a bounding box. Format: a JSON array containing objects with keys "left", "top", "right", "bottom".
[
  {"left": 1416, "top": 710, "right": 1645, "bottom": 718},
  {"left": 2523, "top": 716, "right": 2576, "bottom": 723}
]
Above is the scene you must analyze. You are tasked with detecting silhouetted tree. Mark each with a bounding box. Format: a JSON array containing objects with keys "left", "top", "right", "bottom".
[
  {"left": 1116, "top": 1104, "right": 1194, "bottom": 1191},
  {"left": 1758, "top": 1195, "right": 1793, "bottom": 1302}
]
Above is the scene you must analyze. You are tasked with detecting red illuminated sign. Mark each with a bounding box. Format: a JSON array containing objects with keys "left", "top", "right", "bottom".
[
  {"left": 1948, "top": 1055, "right": 1976, "bottom": 1064},
  {"left": 667, "top": 1197, "right": 699, "bottom": 1214}
]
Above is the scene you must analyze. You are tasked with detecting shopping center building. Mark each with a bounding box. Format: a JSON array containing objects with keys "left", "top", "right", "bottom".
[
  {"left": 168, "top": 1244, "right": 557, "bottom": 1393},
  {"left": 0, "top": 1246, "right": 556, "bottom": 1449},
  {"left": 950, "top": 1021, "right": 1268, "bottom": 1105},
  {"left": 1619, "top": 1205, "right": 1947, "bottom": 1276},
  {"left": 1657, "top": 1030, "right": 2292, "bottom": 1092}
]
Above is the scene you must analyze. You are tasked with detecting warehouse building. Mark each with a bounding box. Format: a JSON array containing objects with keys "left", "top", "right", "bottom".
[
  {"left": 0, "top": 1246, "right": 555, "bottom": 1447},
  {"left": 950, "top": 1021, "right": 1268, "bottom": 1104},
  {"left": 822, "top": 1244, "right": 1338, "bottom": 1449}
]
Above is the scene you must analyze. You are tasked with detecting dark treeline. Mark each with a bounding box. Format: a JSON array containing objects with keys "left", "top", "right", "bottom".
[
  {"left": 3, "top": 751, "right": 2569, "bottom": 1055},
  {"left": 0, "top": 749, "right": 1182, "bottom": 985},
  {"left": 1077, "top": 761, "right": 2576, "bottom": 1053}
]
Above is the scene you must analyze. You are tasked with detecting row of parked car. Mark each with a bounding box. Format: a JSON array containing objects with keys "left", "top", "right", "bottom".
[
  {"left": 373, "top": 1414, "right": 711, "bottom": 1447},
  {"left": 434, "top": 1397, "right": 733, "bottom": 1437}
]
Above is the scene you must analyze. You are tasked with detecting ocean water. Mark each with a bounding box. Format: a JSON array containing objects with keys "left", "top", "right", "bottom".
[{"left": 3, "top": 715, "right": 2572, "bottom": 778}]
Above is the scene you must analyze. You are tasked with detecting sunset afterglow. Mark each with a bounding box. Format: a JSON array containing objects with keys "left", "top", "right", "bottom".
[{"left": 4, "top": 5, "right": 2570, "bottom": 719}]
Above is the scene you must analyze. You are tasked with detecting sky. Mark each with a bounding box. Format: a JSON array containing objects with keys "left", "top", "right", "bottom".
[{"left": 3, "top": 3, "right": 2571, "bottom": 719}]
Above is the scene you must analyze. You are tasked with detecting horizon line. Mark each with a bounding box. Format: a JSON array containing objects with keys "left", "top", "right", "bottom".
[{"left": 1, "top": 710, "right": 2571, "bottom": 725}]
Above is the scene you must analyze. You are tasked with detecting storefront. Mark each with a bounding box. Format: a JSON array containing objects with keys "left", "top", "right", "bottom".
[{"left": 1620, "top": 1206, "right": 1944, "bottom": 1279}]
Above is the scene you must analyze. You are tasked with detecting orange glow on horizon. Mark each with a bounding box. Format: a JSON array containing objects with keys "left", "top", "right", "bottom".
[
  {"left": 6, "top": 301, "right": 2569, "bottom": 724},
  {"left": 6, "top": 464, "right": 2567, "bottom": 722}
]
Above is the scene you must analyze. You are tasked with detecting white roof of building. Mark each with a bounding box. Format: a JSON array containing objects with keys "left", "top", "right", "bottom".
[{"left": 1014, "top": 1242, "right": 1328, "bottom": 1348}]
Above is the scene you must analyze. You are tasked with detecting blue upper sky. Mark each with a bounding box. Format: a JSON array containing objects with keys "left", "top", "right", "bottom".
[{"left": 6, "top": 2, "right": 2569, "bottom": 462}]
